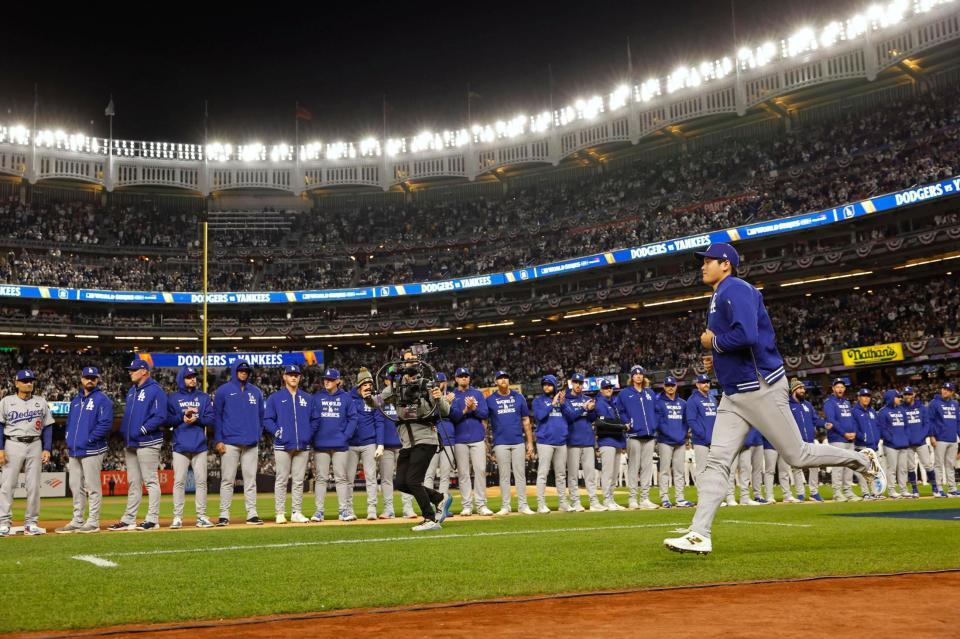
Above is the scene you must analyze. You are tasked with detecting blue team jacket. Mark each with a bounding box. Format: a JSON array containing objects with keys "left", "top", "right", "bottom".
[
  {"left": 879, "top": 391, "right": 909, "bottom": 450},
  {"left": 449, "top": 387, "right": 489, "bottom": 444},
  {"left": 213, "top": 361, "right": 265, "bottom": 447},
  {"left": 707, "top": 276, "right": 786, "bottom": 395},
  {"left": 823, "top": 395, "right": 857, "bottom": 444},
  {"left": 66, "top": 387, "right": 114, "bottom": 457},
  {"left": 532, "top": 394, "right": 569, "bottom": 447},
  {"left": 264, "top": 387, "right": 314, "bottom": 452},
  {"left": 656, "top": 394, "right": 687, "bottom": 446},
  {"left": 618, "top": 385, "right": 658, "bottom": 439},
  {"left": 167, "top": 366, "right": 215, "bottom": 454},
  {"left": 685, "top": 390, "right": 716, "bottom": 447},
  {"left": 120, "top": 377, "right": 168, "bottom": 448}
]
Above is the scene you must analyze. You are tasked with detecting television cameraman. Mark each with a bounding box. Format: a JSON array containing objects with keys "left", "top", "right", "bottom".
[{"left": 362, "top": 349, "right": 454, "bottom": 531}]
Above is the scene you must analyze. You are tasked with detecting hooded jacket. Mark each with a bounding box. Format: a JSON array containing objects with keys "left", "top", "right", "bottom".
[
  {"left": 120, "top": 376, "right": 168, "bottom": 448},
  {"left": 213, "top": 361, "right": 265, "bottom": 447},
  {"left": 167, "top": 366, "right": 215, "bottom": 454},
  {"left": 66, "top": 386, "right": 114, "bottom": 457},
  {"left": 878, "top": 390, "right": 909, "bottom": 450}
]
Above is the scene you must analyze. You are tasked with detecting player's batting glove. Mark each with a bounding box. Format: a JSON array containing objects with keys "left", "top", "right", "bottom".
[{"left": 374, "top": 444, "right": 384, "bottom": 460}]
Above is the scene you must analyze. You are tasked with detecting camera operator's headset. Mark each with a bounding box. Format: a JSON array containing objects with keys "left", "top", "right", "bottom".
[{"left": 374, "top": 358, "right": 458, "bottom": 473}]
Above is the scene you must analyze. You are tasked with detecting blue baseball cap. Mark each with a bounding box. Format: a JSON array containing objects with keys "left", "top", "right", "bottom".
[
  {"left": 694, "top": 242, "right": 740, "bottom": 268},
  {"left": 455, "top": 367, "right": 470, "bottom": 378},
  {"left": 81, "top": 366, "right": 100, "bottom": 379},
  {"left": 663, "top": 376, "right": 677, "bottom": 386},
  {"left": 126, "top": 359, "right": 149, "bottom": 371},
  {"left": 182, "top": 367, "right": 197, "bottom": 378},
  {"left": 695, "top": 374, "right": 710, "bottom": 384},
  {"left": 235, "top": 360, "right": 252, "bottom": 372},
  {"left": 570, "top": 373, "right": 585, "bottom": 383},
  {"left": 857, "top": 388, "right": 872, "bottom": 397},
  {"left": 15, "top": 369, "right": 36, "bottom": 382},
  {"left": 630, "top": 365, "right": 645, "bottom": 375},
  {"left": 541, "top": 374, "right": 558, "bottom": 388},
  {"left": 283, "top": 364, "right": 302, "bottom": 375},
  {"left": 495, "top": 370, "right": 509, "bottom": 380},
  {"left": 903, "top": 386, "right": 915, "bottom": 394},
  {"left": 832, "top": 378, "right": 846, "bottom": 386},
  {"left": 943, "top": 382, "right": 955, "bottom": 391},
  {"left": 323, "top": 368, "right": 341, "bottom": 380},
  {"left": 600, "top": 379, "right": 616, "bottom": 390},
  {"left": 435, "top": 372, "right": 447, "bottom": 382}
]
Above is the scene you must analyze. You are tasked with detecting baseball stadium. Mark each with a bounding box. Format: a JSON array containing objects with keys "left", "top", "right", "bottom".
[{"left": 2, "top": 2, "right": 960, "bottom": 636}]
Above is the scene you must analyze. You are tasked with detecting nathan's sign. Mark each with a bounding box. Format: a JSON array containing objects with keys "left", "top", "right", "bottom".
[{"left": 841, "top": 343, "right": 905, "bottom": 367}]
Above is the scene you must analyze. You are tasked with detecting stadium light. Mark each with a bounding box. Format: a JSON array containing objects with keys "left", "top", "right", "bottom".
[
  {"left": 819, "top": 21, "right": 843, "bottom": 48},
  {"left": 785, "top": 27, "right": 818, "bottom": 58},
  {"left": 779, "top": 270, "right": 874, "bottom": 287},
  {"left": 639, "top": 78, "right": 661, "bottom": 102},
  {"left": 609, "top": 84, "right": 631, "bottom": 111}
]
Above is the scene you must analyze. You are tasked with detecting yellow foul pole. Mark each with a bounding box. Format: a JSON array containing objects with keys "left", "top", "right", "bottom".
[{"left": 203, "top": 221, "right": 209, "bottom": 392}]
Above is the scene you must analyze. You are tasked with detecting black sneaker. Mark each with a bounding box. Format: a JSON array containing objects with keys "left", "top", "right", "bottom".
[
  {"left": 107, "top": 521, "right": 136, "bottom": 531},
  {"left": 216, "top": 517, "right": 229, "bottom": 527},
  {"left": 246, "top": 516, "right": 264, "bottom": 525},
  {"left": 136, "top": 521, "right": 157, "bottom": 531}
]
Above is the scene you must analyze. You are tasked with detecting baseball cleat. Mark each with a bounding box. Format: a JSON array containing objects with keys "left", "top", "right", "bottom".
[
  {"left": 366, "top": 512, "right": 378, "bottom": 521},
  {"left": 108, "top": 521, "right": 136, "bottom": 531},
  {"left": 782, "top": 495, "right": 800, "bottom": 504},
  {"left": 810, "top": 493, "right": 824, "bottom": 503},
  {"left": 676, "top": 500, "right": 696, "bottom": 508},
  {"left": 458, "top": 508, "right": 472, "bottom": 517},
  {"left": 24, "top": 524, "right": 45, "bottom": 535},
  {"left": 639, "top": 499, "right": 660, "bottom": 510},
  {"left": 477, "top": 506, "right": 495, "bottom": 516},
  {"left": 572, "top": 502, "right": 586, "bottom": 512},
  {"left": 628, "top": 500, "right": 640, "bottom": 510},
  {"left": 0, "top": 524, "right": 9, "bottom": 537},
  {"left": 379, "top": 511, "right": 396, "bottom": 519},
  {"left": 136, "top": 521, "right": 158, "bottom": 531},
  {"left": 664, "top": 531, "right": 712, "bottom": 555},
  {"left": 411, "top": 519, "right": 442, "bottom": 532},
  {"left": 290, "top": 512, "right": 310, "bottom": 523},
  {"left": 275, "top": 514, "right": 287, "bottom": 525},
  {"left": 196, "top": 517, "right": 215, "bottom": 528},
  {"left": 310, "top": 512, "right": 324, "bottom": 522},
  {"left": 403, "top": 512, "right": 419, "bottom": 519},
  {"left": 76, "top": 523, "right": 100, "bottom": 533},
  {"left": 170, "top": 517, "right": 183, "bottom": 529},
  {"left": 537, "top": 504, "right": 552, "bottom": 514},
  {"left": 55, "top": 521, "right": 83, "bottom": 534},
  {"left": 339, "top": 513, "right": 358, "bottom": 522},
  {"left": 724, "top": 496, "right": 738, "bottom": 506},
  {"left": 833, "top": 495, "right": 848, "bottom": 503},
  {"left": 245, "top": 516, "right": 264, "bottom": 525},
  {"left": 216, "top": 517, "right": 230, "bottom": 527},
  {"left": 846, "top": 494, "right": 862, "bottom": 502},
  {"left": 496, "top": 508, "right": 511, "bottom": 516},
  {"left": 518, "top": 505, "right": 536, "bottom": 515},
  {"left": 436, "top": 494, "right": 454, "bottom": 524},
  {"left": 859, "top": 448, "right": 887, "bottom": 496},
  {"left": 661, "top": 501, "right": 674, "bottom": 509},
  {"left": 588, "top": 502, "right": 607, "bottom": 512},
  {"left": 605, "top": 502, "right": 627, "bottom": 511}
]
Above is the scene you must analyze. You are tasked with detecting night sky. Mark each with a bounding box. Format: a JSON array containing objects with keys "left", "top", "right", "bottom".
[{"left": 2, "top": 0, "right": 860, "bottom": 145}]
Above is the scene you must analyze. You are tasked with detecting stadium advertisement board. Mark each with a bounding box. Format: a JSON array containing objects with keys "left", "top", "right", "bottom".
[
  {"left": 1, "top": 176, "right": 957, "bottom": 306},
  {"left": 841, "top": 342, "right": 906, "bottom": 367},
  {"left": 101, "top": 470, "right": 175, "bottom": 496},
  {"left": 135, "top": 351, "right": 323, "bottom": 369},
  {"left": 13, "top": 472, "right": 66, "bottom": 498}
]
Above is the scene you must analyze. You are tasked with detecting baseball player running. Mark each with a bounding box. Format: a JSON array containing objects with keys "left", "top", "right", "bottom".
[
  {"left": 0, "top": 369, "right": 55, "bottom": 536},
  {"left": 665, "top": 243, "right": 884, "bottom": 554}
]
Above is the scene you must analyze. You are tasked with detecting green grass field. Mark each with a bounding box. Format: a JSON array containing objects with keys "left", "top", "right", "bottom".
[{"left": 1, "top": 488, "right": 959, "bottom": 633}]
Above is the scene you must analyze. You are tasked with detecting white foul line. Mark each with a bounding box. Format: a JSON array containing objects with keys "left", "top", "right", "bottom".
[
  {"left": 72, "top": 554, "right": 119, "bottom": 568},
  {"left": 69, "top": 519, "right": 810, "bottom": 567}
]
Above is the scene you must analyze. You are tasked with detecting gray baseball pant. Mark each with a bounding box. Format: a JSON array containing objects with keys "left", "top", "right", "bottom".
[
  {"left": 173, "top": 451, "right": 208, "bottom": 519},
  {"left": 220, "top": 444, "right": 259, "bottom": 520},
  {"left": 494, "top": 444, "right": 528, "bottom": 510},
  {"left": 693, "top": 444, "right": 710, "bottom": 487},
  {"left": 935, "top": 441, "right": 958, "bottom": 493},
  {"left": 378, "top": 448, "right": 401, "bottom": 515},
  {"left": 658, "top": 442, "right": 686, "bottom": 503},
  {"left": 313, "top": 449, "right": 349, "bottom": 516},
  {"left": 830, "top": 441, "right": 858, "bottom": 498},
  {"left": 0, "top": 440, "right": 43, "bottom": 526},
  {"left": 883, "top": 447, "right": 910, "bottom": 495},
  {"left": 123, "top": 445, "right": 161, "bottom": 525},
  {"left": 274, "top": 449, "right": 308, "bottom": 516},
  {"left": 567, "top": 445, "right": 599, "bottom": 505},
  {"left": 598, "top": 446, "right": 622, "bottom": 506},
  {"left": 536, "top": 444, "right": 567, "bottom": 507},
  {"left": 68, "top": 453, "right": 105, "bottom": 527},
  {"left": 347, "top": 444, "right": 379, "bottom": 516},
  {"left": 691, "top": 376, "right": 869, "bottom": 538},
  {"left": 627, "top": 437, "right": 656, "bottom": 502},
  {"left": 454, "top": 441, "right": 488, "bottom": 510}
]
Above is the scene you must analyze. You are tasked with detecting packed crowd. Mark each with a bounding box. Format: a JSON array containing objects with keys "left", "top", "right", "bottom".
[{"left": 1, "top": 84, "right": 959, "bottom": 291}]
